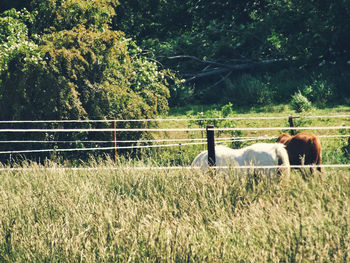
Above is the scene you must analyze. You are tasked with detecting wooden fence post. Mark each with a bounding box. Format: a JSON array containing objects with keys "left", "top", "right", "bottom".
[
  {"left": 113, "top": 118, "right": 117, "bottom": 162},
  {"left": 206, "top": 125, "right": 216, "bottom": 167}
]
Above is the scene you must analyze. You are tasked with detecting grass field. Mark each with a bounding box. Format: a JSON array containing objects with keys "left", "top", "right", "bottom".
[
  {"left": 0, "top": 163, "right": 349, "bottom": 262},
  {"left": 1, "top": 104, "right": 350, "bottom": 262},
  {"left": 147, "top": 103, "right": 350, "bottom": 166}
]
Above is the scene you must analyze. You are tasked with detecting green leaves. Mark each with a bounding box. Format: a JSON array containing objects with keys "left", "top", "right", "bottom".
[
  {"left": 30, "top": 0, "right": 118, "bottom": 33},
  {"left": 0, "top": 0, "right": 172, "bottom": 122},
  {"left": 290, "top": 91, "right": 313, "bottom": 113},
  {"left": 0, "top": 1, "right": 175, "bottom": 160},
  {"left": 113, "top": 0, "right": 350, "bottom": 106},
  {"left": 0, "top": 9, "right": 38, "bottom": 73}
]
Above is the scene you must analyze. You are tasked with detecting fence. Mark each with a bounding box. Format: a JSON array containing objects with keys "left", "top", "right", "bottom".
[{"left": 0, "top": 114, "right": 349, "bottom": 169}]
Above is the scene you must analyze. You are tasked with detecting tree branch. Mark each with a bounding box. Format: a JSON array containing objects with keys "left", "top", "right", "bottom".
[{"left": 172, "top": 56, "right": 288, "bottom": 82}]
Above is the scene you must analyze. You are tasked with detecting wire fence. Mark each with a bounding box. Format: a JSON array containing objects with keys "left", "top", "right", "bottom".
[
  {"left": 0, "top": 133, "right": 349, "bottom": 154},
  {"left": 0, "top": 114, "right": 349, "bottom": 156},
  {"left": 0, "top": 125, "right": 349, "bottom": 133},
  {"left": 0, "top": 134, "right": 348, "bottom": 145},
  {"left": 1, "top": 164, "right": 350, "bottom": 171},
  {"left": 0, "top": 113, "right": 349, "bottom": 123}
]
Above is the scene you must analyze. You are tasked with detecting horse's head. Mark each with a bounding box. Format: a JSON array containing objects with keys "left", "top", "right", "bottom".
[{"left": 276, "top": 133, "right": 292, "bottom": 145}]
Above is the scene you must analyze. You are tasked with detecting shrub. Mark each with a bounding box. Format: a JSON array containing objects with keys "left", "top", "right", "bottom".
[
  {"left": 290, "top": 91, "right": 312, "bottom": 112},
  {"left": 0, "top": 11, "right": 173, "bottom": 162},
  {"left": 221, "top": 102, "right": 234, "bottom": 117},
  {"left": 301, "top": 78, "right": 334, "bottom": 107},
  {"left": 224, "top": 74, "right": 274, "bottom": 106}
]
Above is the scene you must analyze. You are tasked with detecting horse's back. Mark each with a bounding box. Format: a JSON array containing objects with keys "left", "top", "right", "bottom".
[
  {"left": 191, "top": 145, "right": 239, "bottom": 168},
  {"left": 288, "top": 132, "right": 322, "bottom": 167},
  {"left": 241, "top": 143, "right": 290, "bottom": 175},
  {"left": 276, "top": 133, "right": 292, "bottom": 144},
  {"left": 191, "top": 143, "right": 290, "bottom": 175},
  {"left": 242, "top": 143, "right": 288, "bottom": 165}
]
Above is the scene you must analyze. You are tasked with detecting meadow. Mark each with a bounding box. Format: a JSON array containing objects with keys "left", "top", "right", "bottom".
[
  {"left": 0, "top": 163, "right": 349, "bottom": 262},
  {"left": 147, "top": 104, "right": 350, "bottom": 167},
  {"left": 0, "top": 104, "right": 350, "bottom": 262}
]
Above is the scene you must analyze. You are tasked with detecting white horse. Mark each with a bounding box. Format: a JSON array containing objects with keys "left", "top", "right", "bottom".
[{"left": 192, "top": 143, "right": 290, "bottom": 176}]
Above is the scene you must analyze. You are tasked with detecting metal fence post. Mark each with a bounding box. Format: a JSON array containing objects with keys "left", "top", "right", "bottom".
[
  {"left": 288, "top": 116, "right": 295, "bottom": 135},
  {"left": 113, "top": 118, "right": 117, "bottom": 162},
  {"left": 206, "top": 125, "right": 216, "bottom": 167}
]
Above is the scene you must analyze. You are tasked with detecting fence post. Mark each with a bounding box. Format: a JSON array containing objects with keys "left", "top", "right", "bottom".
[
  {"left": 113, "top": 118, "right": 117, "bottom": 162},
  {"left": 288, "top": 116, "right": 295, "bottom": 135},
  {"left": 206, "top": 125, "right": 216, "bottom": 167}
]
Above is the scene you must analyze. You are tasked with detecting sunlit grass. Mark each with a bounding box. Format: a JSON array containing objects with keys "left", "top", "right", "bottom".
[
  {"left": 1, "top": 104, "right": 350, "bottom": 262},
  {"left": 0, "top": 161, "right": 349, "bottom": 262},
  {"left": 153, "top": 104, "right": 350, "bottom": 167}
]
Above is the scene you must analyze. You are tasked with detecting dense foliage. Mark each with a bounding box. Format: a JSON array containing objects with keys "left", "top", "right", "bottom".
[
  {"left": 2, "top": 0, "right": 349, "bottom": 108},
  {"left": 114, "top": 0, "right": 350, "bottom": 106},
  {"left": 0, "top": 0, "right": 350, "bottom": 161},
  {"left": 0, "top": 1, "right": 172, "bottom": 161},
  {"left": 0, "top": 2, "right": 171, "bottom": 121}
]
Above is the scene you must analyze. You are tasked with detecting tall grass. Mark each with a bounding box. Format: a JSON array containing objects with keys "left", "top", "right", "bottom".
[
  {"left": 1, "top": 161, "right": 349, "bottom": 262},
  {"left": 1, "top": 104, "right": 349, "bottom": 261}
]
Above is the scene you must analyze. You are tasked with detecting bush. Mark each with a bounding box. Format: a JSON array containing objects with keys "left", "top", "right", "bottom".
[
  {"left": 0, "top": 10, "right": 174, "bottom": 162},
  {"left": 223, "top": 74, "right": 274, "bottom": 106},
  {"left": 290, "top": 91, "right": 312, "bottom": 112},
  {"left": 301, "top": 78, "right": 334, "bottom": 107}
]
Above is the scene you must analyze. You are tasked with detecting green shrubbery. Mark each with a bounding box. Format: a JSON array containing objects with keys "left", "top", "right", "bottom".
[
  {"left": 301, "top": 79, "right": 334, "bottom": 107},
  {"left": 0, "top": 6, "right": 171, "bottom": 122},
  {"left": 290, "top": 91, "right": 313, "bottom": 113},
  {"left": 222, "top": 74, "right": 274, "bottom": 106},
  {"left": 0, "top": 3, "right": 175, "bottom": 161}
]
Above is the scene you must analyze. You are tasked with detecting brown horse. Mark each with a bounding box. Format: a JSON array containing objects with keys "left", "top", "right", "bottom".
[{"left": 276, "top": 132, "right": 322, "bottom": 173}]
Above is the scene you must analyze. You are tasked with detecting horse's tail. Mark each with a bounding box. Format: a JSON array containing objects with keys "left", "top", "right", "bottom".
[
  {"left": 275, "top": 144, "right": 290, "bottom": 176},
  {"left": 309, "top": 136, "right": 322, "bottom": 172}
]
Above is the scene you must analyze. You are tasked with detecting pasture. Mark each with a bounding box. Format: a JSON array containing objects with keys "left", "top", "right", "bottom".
[
  {"left": 0, "top": 163, "right": 349, "bottom": 262},
  {"left": 146, "top": 104, "right": 350, "bottom": 167},
  {"left": 1, "top": 104, "right": 350, "bottom": 262}
]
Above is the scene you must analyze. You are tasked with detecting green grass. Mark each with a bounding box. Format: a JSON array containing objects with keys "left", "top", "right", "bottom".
[
  {"left": 168, "top": 103, "right": 350, "bottom": 116},
  {"left": 0, "top": 162, "right": 349, "bottom": 262},
  {"left": 155, "top": 103, "right": 350, "bottom": 166}
]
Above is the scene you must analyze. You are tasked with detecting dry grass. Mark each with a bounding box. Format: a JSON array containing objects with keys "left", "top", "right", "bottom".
[
  {"left": 0, "top": 161, "right": 349, "bottom": 262},
  {"left": 1, "top": 104, "right": 349, "bottom": 262}
]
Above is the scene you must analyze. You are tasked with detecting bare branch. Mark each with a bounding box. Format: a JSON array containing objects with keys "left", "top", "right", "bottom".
[
  {"left": 168, "top": 55, "right": 236, "bottom": 68},
  {"left": 173, "top": 56, "right": 288, "bottom": 82}
]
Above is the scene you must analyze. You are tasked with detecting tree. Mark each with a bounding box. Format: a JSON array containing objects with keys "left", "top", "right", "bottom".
[
  {"left": 114, "top": 0, "right": 350, "bottom": 105},
  {"left": 30, "top": 0, "right": 118, "bottom": 34},
  {"left": 0, "top": 0, "right": 30, "bottom": 13},
  {"left": 0, "top": 1, "right": 173, "bottom": 161}
]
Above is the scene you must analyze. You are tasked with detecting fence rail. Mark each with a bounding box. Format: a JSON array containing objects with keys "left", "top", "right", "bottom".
[
  {"left": 0, "top": 134, "right": 349, "bottom": 145},
  {"left": 0, "top": 164, "right": 350, "bottom": 171},
  {"left": 0, "top": 134, "right": 349, "bottom": 154},
  {"left": 0, "top": 114, "right": 349, "bottom": 123},
  {"left": 0, "top": 115, "right": 349, "bottom": 157},
  {"left": 0, "top": 125, "right": 349, "bottom": 133}
]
